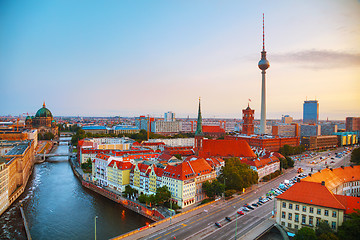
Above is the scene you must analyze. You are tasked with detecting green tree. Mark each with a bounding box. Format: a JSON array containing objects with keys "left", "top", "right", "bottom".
[
  {"left": 212, "top": 180, "right": 225, "bottom": 197},
  {"left": 316, "top": 221, "right": 334, "bottom": 237},
  {"left": 318, "top": 233, "right": 338, "bottom": 240},
  {"left": 337, "top": 209, "right": 360, "bottom": 240},
  {"left": 124, "top": 185, "right": 137, "bottom": 198},
  {"left": 155, "top": 186, "right": 171, "bottom": 204},
  {"left": 294, "top": 227, "right": 317, "bottom": 240},
  {"left": 219, "top": 158, "right": 258, "bottom": 191},
  {"left": 350, "top": 147, "right": 360, "bottom": 165},
  {"left": 202, "top": 181, "right": 215, "bottom": 198}
]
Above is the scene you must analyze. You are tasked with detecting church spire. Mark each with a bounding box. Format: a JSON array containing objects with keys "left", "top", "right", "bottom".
[
  {"left": 43, "top": 101, "right": 46, "bottom": 108},
  {"left": 195, "top": 97, "right": 203, "bottom": 135}
]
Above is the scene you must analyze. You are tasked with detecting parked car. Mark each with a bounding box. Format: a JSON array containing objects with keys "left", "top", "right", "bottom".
[
  {"left": 225, "top": 217, "right": 232, "bottom": 221},
  {"left": 242, "top": 207, "right": 249, "bottom": 212},
  {"left": 252, "top": 203, "right": 258, "bottom": 207},
  {"left": 237, "top": 210, "right": 245, "bottom": 215},
  {"left": 330, "top": 160, "right": 335, "bottom": 163},
  {"left": 247, "top": 205, "right": 254, "bottom": 210},
  {"left": 215, "top": 222, "right": 222, "bottom": 227}
]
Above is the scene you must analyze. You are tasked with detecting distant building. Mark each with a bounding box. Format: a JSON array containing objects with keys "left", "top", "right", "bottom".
[
  {"left": 111, "top": 125, "right": 140, "bottom": 135},
  {"left": 300, "top": 124, "right": 321, "bottom": 137},
  {"left": 320, "top": 123, "right": 338, "bottom": 136},
  {"left": 242, "top": 105, "right": 255, "bottom": 135},
  {"left": 25, "top": 102, "right": 58, "bottom": 137},
  {"left": 301, "top": 135, "right": 338, "bottom": 150},
  {"left": 240, "top": 152, "right": 281, "bottom": 180},
  {"left": 333, "top": 132, "right": 358, "bottom": 146},
  {"left": 164, "top": 111, "right": 175, "bottom": 122},
  {"left": 151, "top": 121, "right": 180, "bottom": 135},
  {"left": 227, "top": 135, "right": 300, "bottom": 152},
  {"left": 272, "top": 124, "right": 297, "bottom": 137},
  {"left": 281, "top": 115, "right": 293, "bottom": 124},
  {"left": 135, "top": 116, "right": 154, "bottom": 131},
  {"left": 82, "top": 125, "right": 108, "bottom": 134},
  {"left": 303, "top": 100, "right": 319, "bottom": 124},
  {"left": 346, "top": 117, "right": 360, "bottom": 132}
]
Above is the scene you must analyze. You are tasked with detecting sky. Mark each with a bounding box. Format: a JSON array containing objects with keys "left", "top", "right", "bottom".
[{"left": 1, "top": 0, "right": 359, "bottom": 120}]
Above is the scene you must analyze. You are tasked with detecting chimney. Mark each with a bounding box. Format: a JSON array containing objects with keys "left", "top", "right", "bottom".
[
  {"left": 330, "top": 168, "right": 333, "bottom": 171},
  {"left": 309, "top": 173, "right": 312, "bottom": 177},
  {"left": 341, "top": 166, "right": 344, "bottom": 169},
  {"left": 318, "top": 170, "right": 321, "bottom": 173},
  {"left": 321, "top": 181, "right": 325, "bottom": 186},
  {"left": 351, "top": 165, "right": 354, "bottom": 168},
  {"left": 297, "top": 178, "right": 301, "bottom": 183}
]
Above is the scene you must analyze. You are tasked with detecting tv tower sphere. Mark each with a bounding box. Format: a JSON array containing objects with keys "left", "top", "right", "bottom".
[{"left": 258, "top": 55, "right": 270, "bottom": 70}]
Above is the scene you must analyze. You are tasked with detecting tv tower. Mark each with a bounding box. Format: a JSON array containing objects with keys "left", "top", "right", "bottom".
[{"left": 258, "top": 13, "right": 270, "bottom": 134}]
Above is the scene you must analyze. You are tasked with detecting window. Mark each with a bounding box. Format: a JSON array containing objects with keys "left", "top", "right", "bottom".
[
  {"left": 332, "top": 211, "right": 337, "bottom": 217},
  {"left": 316, "top": 218, "right": 321, "bottom": 226},
  {"left": 282, "top": 212, "right": 286, "bottom": 219},
  {"left": 310, "top": 207, "right": 314, "bottom": 213},
  {"left": 295, "top": 225, "right": 298, "bottom": 229},
  {"left": 289, "top": 203, "right": 293, "bottom": 209},
  {"left": 302, "top": 215, "right": 306, "bottom": 224},
  {"left": 282, "top": 202, "right": 286, "bottom": 208},
  {"left": 332, "top": 221, "right": 336, "bottom": 229},
  {"left": 309, "top": 216, "right": 313, "bottom": 226},
  {"left": 288, "top": 213, "right": 292, "bottom": 220},
  {"left": 295, "top": 214, "right": 299, "bottom": 222},
  {"left": 303, "top": 206, "right": 306, "bottom": 212},
  {"left": 325, "top": 210, "right": 329, "bottom": 216},
  {"left": 288, "top": 223, "right": 292, "bottom": 228},
  {"left": 317, "top": 209, "right": 321, "bottom": 215},
  {"left": 281, "top": 221, "right": 285, "bottom": 226},
  {"left": 295, "top": 205, "right": 299, "bottom": 211}
]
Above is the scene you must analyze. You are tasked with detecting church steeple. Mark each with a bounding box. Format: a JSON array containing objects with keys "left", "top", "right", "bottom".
[
  {"left": 43, "top": 101, "right": 46, "bottom": 108},
  {"left": 195, "top": 97, "right": 203, "bottom": 136}
]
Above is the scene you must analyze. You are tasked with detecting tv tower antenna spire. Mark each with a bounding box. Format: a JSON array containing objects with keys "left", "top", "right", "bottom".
[{"left": 262, "top": 13, "right": 265, "bottom": 51}]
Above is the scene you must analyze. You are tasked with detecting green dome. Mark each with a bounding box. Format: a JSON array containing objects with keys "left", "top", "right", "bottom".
[
  {"left": 26, "top": 116, "right": 31, "bottom": 120},
  {"left": 35, "top": 102, "right": 53, "bottom": 118}
]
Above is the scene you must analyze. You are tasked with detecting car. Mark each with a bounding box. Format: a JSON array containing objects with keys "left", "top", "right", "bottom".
[
  {"left": 257, "top": 201, "right": 263, "bottom": 205},
  {"left": 215, "top": 222, "right": 222, "bottom": 227},
  {"left": 252, "top": 203, "right": 258, "bottom": 207},
  {"left": 237, "top": 210, "right": 245, "bottom": 215},
  {"left": 330, "top": 160, "right": 335, "bottom": 163},
  {"left": 225, "top": 217, "right": 232, "bottom": 221},
  {"left": 247, "top": 205, "right": 254, "bottom": 210},
  {"left": 242, "top": 207, "right": 249, "bottom": 212},
  {"left": 331, "top": 157, "right": 334, "bottom": 159}
]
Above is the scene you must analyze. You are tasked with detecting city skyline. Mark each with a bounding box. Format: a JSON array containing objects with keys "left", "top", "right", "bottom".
[{"left": 1, "top": 0, "right": 359, "bottom": 120}]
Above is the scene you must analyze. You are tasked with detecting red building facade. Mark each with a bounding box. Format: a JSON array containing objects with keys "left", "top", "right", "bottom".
[{"left": 242, "top": 104, "right": 255, "bottom": 135}]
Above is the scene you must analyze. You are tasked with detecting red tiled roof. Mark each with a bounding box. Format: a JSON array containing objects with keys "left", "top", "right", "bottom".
[
  {"left": 108, "top": 160, "right": 132, "bottom": 170},
  {"left": 335, "top": 195, "right": 360, "bottom": 215},
  {"left": 276, "top": 181, "right": 345, "bottom": 210},
  {"left": 241, "top": 156, "right": 279, "bottom": 169},
  {"left": 142, "top": 142, "right": 165, "bottom": 146},
  {"left": 199, "top": 139, "right": 256, "bottom": 158},
  {"left": 203, "top": 125, "right": 225, "bottom": 133},
  {"left": 303, "top": 166, "right": 360, "bottom": 191}
]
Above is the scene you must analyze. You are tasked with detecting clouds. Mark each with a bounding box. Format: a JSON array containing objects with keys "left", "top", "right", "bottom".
[{"left": 271, "top": 50, "right": 360, "bottom": 69}]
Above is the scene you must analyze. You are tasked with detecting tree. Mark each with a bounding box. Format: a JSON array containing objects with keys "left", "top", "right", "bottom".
[
  {"left": 350, "top": 147, "right": 360, "bottom": 165},
  {"left": 316, "top": 221, "right": 334, "bottom": 237},
  {"left": 124, "top": 185, "right": 137, "bottom": 198},
  {"left": 318, "top": 233, "right": 338, "bottom": 240},
  {"left": 202, "top": 181, "right": 215, "bottom": 198},
  {"left": 337, "top": 209, "right": 360, "bottom": 240},
  {"left": 294, "top": 227, "right": 316, "bottom": 240},
  {"left": 219, "top": 158, "right": 258, "bottom": 191},
  {"left": 155, "top": 186, "right": 171, "bottom": 204}
]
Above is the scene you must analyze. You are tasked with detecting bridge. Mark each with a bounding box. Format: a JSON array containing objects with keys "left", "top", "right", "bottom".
[
  {"left": 60, "top": 132, "right": 74, "bottom": 137},
  {"left": 36, "top": 152, "right": 76, "bottom": 161}
]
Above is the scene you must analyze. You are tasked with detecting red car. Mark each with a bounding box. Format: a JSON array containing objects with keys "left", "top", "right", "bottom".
[{"left": 237, "top": 210, "right": 244, "bottom": 215}]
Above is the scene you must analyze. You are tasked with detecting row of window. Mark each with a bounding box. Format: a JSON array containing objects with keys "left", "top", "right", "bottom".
[
  {"left": 282, "top": 212, "right": 337, "bottom": 229},
  {"left": 281, "top": 219, "right": 337, "bottom": 230},
  {"left": 282, "top": 202, "right": 336, "bottom": 217}
]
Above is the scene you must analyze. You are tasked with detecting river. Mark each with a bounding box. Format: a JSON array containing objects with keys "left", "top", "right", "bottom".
[{"left": 0, "top": 137, "right": 150, "bottom": 240}]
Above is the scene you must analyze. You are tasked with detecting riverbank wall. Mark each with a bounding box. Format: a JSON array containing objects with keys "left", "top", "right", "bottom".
[{"left": 69, "top": 158, "right": 165, "bottom": 222}]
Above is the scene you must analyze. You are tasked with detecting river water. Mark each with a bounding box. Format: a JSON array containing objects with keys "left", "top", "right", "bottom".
[{"left": 0, "top": 137, "right": 150, "bottom": 240}]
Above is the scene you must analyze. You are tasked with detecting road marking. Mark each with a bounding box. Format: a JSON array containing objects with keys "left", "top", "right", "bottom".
[
  {"left": 181, "top": 223, "right": 187, "bottom": 227},
  {"left": 164, "top": 232, "right": 170, "bottom": 236},
  {"left": 154, "top": 237, "right": 161, "bottom": 240}
]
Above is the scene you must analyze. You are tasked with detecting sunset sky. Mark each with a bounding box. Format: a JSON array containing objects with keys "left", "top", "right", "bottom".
[{"left": 1, "top": 0, "right": 359, "bottom": 120}]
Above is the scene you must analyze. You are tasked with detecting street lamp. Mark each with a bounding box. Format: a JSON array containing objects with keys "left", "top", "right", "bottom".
[{"left": 95, "top": 216, "right": 98, "bottom": 240}]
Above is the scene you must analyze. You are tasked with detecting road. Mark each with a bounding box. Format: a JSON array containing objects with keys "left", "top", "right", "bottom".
[{"left": 135, "top": 169, "right": 299, "bottom": 240}]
